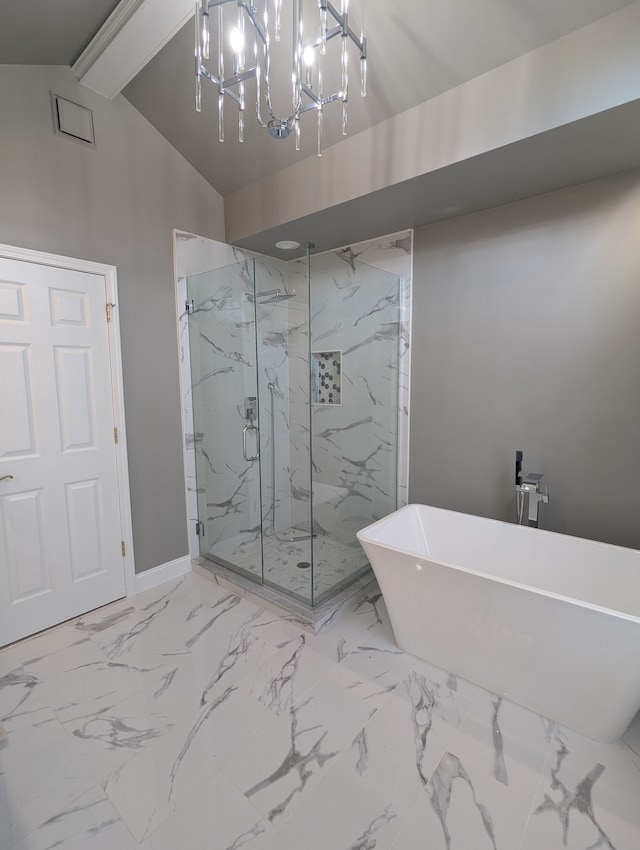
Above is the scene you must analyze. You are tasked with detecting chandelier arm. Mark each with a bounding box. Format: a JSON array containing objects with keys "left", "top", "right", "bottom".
[
  {"left": 300, "top": 86, "right": 320, "bottom": 108},
  {"left": 342, "top": 20, "right": 365, "bottom": 49},
  {"left": 198, "top": 64, "right": 217, "bottom": 84},
  {"left": 299, "top": 89, "right": 343, "bottom": 110},
  {"left": 325, "top": 1, "right": 365, "bottom": 53},
  {"left": 200, "top": 64, "right": 257, "bottom": 108},
  {"left": 325, "top": 1, "right": 345, "bottom": 24},
  {"left": 308, "top": 25, "right": 342, "bottom": 48},
  {"left": 221, "top": 68, "right": 258, "bottom": 87}
]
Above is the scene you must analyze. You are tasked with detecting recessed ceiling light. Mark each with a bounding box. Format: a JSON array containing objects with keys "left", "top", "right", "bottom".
[{"left": 275, "top": 240, "right": 301, "bottom": 250}]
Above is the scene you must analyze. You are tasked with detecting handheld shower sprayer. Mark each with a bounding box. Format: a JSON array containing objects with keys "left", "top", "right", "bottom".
[
  {"left": 515, "top": 451, "right": 525, "bottom": 524},
  {"left": 515, "top": 450, "right": 523, "bottom": 486}
]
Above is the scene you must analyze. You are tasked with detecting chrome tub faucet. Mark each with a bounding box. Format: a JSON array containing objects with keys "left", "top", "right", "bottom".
[{"left": 515, "top": 452, "right": 549, "bottom": 527}]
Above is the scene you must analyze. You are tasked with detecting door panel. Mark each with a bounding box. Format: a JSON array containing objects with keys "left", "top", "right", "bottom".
[
  {"left": 49, "top": 287, "right": 88, "bottom": 326},
  {"left": 0, "top": 343, "right": 37, "bottom": 456},
  {"left": 3, "top": 489, "right": 50, "bottom": 601},
  {"left": 0, "top": 280, "right": 27, "bottom": 321},
  {"left": 0, "top": 257, "right": 125, "bottom": 646},
  {"left": 54, "top": 346, "right": 97, "bottom": 451},
  {"left": 65, "top": 478, "right": 106, "bottom": 581}
]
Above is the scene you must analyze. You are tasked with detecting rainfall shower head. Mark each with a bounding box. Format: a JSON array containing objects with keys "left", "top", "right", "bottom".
[
  {"left": 261, "top": 291, "right": 295, "bottom": 304},
  {"left": 246, "top": 289, "right": 296, "bottom": 304}
]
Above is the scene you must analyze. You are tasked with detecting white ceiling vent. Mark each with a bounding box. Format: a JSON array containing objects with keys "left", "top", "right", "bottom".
[{"left": 51, "top": 94, "right": 95, "bottom": 147}]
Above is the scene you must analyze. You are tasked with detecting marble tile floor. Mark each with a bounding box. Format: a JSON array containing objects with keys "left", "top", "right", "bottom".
[
  {"left": 1, "top": 569, "right": 639, "bottom": 850},
  {"left": 209, "top": 528, "right": 369, "bottom": 603}
]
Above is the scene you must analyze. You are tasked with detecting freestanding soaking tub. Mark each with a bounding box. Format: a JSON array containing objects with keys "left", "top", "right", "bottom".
[{"left": 357, "top": 504, "right": 640, "bottom": 742}]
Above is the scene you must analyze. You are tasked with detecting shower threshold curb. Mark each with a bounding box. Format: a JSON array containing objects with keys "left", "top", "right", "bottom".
[{"left": 191, "top": 558, "right": 379, "bottom": 634}]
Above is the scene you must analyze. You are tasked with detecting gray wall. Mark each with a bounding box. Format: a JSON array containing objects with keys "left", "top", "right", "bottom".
[
  {"left": 0, "top": 65, "right": 225, "bottom": 573},
  {"left": 410, "top": 171, "right": 640, "bottom": 549},
  {"left": 225, "top": 4, "right": 640, "bottom": 247}
]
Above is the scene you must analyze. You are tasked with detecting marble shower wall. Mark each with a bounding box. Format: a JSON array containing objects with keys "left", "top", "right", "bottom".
[
  {"left": 284, "top": 259, "right": 313, "bottom": 534},
  {"left": 291, "top": 232, "right": 413, "bottom": 546}
]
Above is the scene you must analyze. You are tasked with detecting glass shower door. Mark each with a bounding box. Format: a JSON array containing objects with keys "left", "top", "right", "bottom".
[
  {"left": 253, "top": 255, "right": 314, "bottom": 605},
  {"left": 187, "top": 260, "right": 263, "bottom": 581}
]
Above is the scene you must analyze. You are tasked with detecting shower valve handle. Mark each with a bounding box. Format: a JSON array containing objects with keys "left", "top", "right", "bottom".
[{"left": 242, "top": 425, "right": 260, "bottom": 462}]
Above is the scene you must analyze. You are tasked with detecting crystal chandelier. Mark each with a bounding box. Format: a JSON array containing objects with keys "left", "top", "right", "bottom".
[{"left": 194, "top": 1, "right": 367, "bottom": 155}]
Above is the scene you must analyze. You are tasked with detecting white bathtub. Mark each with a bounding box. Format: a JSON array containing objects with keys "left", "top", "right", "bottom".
[{"left": 357, "top": 504, "right": 640, "bottom": 742}]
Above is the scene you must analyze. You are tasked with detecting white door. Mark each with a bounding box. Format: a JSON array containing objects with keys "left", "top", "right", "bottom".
[{"left": 0, "top": 257, "right": 126, "bottom": 646}]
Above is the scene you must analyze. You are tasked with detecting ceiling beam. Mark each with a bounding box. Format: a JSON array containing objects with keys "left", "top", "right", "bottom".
[{"left": 73, "top": 0, "right": 194, "bottom": 100}]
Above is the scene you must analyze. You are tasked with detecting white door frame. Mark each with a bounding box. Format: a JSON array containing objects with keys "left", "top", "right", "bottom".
[{"left": 0, "top": 242, "right": 136, "bottom": 596}]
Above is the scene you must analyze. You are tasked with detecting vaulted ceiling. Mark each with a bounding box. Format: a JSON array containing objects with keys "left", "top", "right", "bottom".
[
  {"left": 121, "top": 0, "right": 640, "bottom": 196},
  {"left": 3, "top": 0, "right": 640, "bottom": 252},
  {"left": 0, "top": 0, "right": 121, "bottom": 65},
  {"left": 2, "top": 0, "right": 637, "bottom": 195}
]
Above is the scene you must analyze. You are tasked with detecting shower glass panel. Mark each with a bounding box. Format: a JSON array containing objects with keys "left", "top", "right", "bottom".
[
  {"left": 187, "top": 260, "right": 264, "bottom": 582},
  {"left": 254, "top": 256, "right": 313, "bottom": 604},
  {"left": 309, "top": 252, "right": 401, "bottom": 604}
]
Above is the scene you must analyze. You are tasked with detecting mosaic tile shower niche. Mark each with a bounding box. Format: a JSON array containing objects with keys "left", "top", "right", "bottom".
[
  {"left": 176, "top": 232, "right": 412, "bottom": 607},
  {"left": 312, "top": 351, "right": 342, "bottom": 405}
]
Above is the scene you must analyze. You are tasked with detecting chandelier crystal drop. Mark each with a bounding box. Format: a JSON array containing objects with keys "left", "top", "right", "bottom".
[{"left": 194, "top": 0, "right": 367, "bottom": 156}]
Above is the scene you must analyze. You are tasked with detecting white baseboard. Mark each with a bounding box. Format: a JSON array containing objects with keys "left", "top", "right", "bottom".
[{"left": 134, "top": 555, "right": 192, "bottom": 595}]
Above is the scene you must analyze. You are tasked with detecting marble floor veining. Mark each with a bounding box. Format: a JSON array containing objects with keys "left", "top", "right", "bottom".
[{"left": 1, "top": 570, "right": 639, "bottom": 850}]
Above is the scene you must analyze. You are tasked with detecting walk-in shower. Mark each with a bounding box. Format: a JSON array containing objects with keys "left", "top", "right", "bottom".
[{"left": 185, "top": 239, "right": 410, "bottom": 607}]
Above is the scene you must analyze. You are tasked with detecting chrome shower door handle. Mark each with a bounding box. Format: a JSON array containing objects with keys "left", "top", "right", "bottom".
[{"left": 242, "top": 425, "right": 260, "bottom": 462}]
